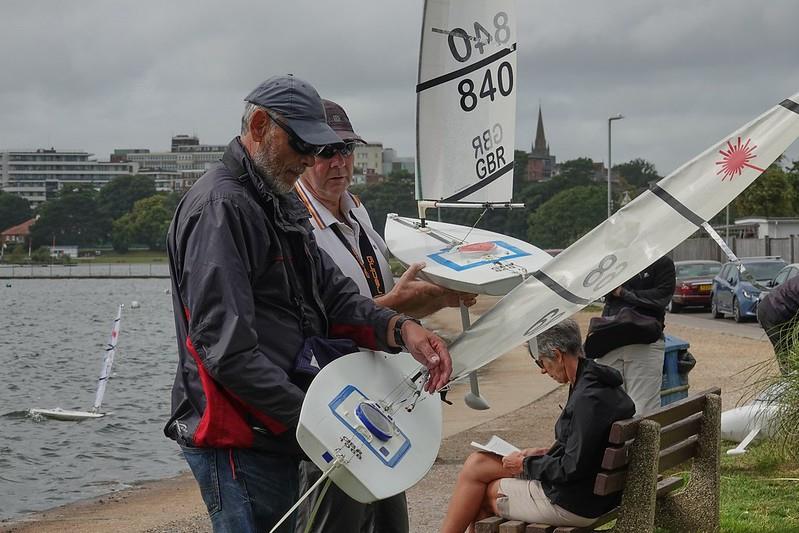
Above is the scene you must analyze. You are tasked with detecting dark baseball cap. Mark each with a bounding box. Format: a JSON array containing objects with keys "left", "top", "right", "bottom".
[
  {"left": 323, "top": 99, "right": 365, "bottom": 144},
  {"left": 244, "top": 74, "right": 340, "bottom": 146}
]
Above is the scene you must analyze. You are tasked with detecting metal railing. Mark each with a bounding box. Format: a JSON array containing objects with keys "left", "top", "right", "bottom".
[{"left": 0, "top": 263, "right": 170, "bottom": 278}]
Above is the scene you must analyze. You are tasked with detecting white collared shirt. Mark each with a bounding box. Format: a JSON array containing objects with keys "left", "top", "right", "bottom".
[{"left": 295, "top": 180, "right": 395, "bottom": 299}]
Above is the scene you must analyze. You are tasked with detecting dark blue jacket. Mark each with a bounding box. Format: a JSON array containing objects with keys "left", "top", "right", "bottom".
[{"left": 164, "top": 138, "right": 397, "bottom": 454}]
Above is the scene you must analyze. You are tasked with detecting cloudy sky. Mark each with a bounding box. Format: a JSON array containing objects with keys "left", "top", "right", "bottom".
[{"left": 1, "top": 0, "right": 798, "bottom": 176}]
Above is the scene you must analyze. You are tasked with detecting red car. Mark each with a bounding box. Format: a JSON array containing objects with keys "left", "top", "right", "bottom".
[{"left": 670, "top": 260, "right": 722, "bottom": 312}]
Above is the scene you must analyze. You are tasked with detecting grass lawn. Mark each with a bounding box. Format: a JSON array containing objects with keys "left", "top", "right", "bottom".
[
  {"left": 717, "top": 441, "right": 799, "bottom": 532},
  {"left": 599, "top": 441, "right": 799, "bottom": 532}
]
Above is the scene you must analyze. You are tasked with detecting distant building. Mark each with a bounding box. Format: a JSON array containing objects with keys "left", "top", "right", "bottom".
[
  {"left": 138, "top": 169, "right": 183, "bottom": 192},
  {"left": 49, "top": 245, "right": 78, "bottom": 259},
  {"left": 171, "top": 134, "right": 200, "bottom": 152},
  {"left": 382, "top": 148, "right": 415, "bottom": 177},
  {"left": 0, "top": 149, "right": 138, "bottom": 208},
  {"left": 353, "top": 143, "right": 383, "bottom": 175},
  {"left": 525, "top": 105, "right": 557, "bottom": 181},
  {"left": 731, "top": 217, "right": 799, "bottom": 239},
  {"left": 117, "top": 135, "right": 225, "bottom": 191},
  {"left": 1, "top": 217, "right": 36, "bottom": 246}
]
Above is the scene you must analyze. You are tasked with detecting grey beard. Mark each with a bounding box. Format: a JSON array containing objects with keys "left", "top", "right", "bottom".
[{"left": 252, "top": 145, "right": 295, "bottom": 195}]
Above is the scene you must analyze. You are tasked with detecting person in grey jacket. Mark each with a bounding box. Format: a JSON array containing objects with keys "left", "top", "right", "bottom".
[
  {"left": 439, "top": 319, "right": 634, "bottom": 531},
  {"left": 165, "top": 74, "right": 451, "bottom": 533}
]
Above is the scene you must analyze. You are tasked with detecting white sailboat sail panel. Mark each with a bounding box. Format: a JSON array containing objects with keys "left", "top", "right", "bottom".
[
  {"left": 93, "top": 304, "right": 123, "bottom": 412},
  {"left": 448, "top": 94, "right": 799, "bottom": 380},
  {"left": 417, "top": 0, "right": 517, "bottom": 203}
]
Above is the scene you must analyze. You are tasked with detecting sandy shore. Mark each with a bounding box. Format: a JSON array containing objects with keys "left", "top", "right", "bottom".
[{"left": 0, "top": 300, "right": 775, "bottom": 532}]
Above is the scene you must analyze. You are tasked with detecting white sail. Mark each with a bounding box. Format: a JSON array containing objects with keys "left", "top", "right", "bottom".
[
  {"left": 92, "top": 304, "right": 123, "bottom": 412},
  {"left": 447, "top": 94, "right": 799, "bottom": 380},
  {"left": 416, "top": 0, "right": 517, "bottom": 203}
]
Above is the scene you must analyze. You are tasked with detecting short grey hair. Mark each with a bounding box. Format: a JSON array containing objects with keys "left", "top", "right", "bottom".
[
  {"left": 534, "top": 318, "right": 584, "bottom": 360},
  {"left": 241, "top": 102, "right": 280, "bottom": 135}
]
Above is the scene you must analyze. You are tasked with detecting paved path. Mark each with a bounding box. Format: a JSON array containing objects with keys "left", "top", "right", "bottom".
[{"left": 666, "top": 310, "right": 766, "bottom": 340}]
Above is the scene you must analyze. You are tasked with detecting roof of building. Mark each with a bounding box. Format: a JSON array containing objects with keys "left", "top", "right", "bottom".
[{"left": 1, "top": 217, "right": 36, "bottom": 236}]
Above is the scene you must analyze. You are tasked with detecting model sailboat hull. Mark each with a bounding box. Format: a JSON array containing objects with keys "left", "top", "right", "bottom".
[
  {"left": 385, "top": 214, "right": 551, "bottom": 295},
  {"left": 296, "top": 351, "right": 440, "bottom": 503},
  {"left": 29, "top": 304, "right": 123, "bottom": 422},
  {"left": 29, "top": 408, "right": 105, "bottom": 421}
]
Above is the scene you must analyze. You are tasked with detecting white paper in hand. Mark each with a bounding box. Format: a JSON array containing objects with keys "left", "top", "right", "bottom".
[{"left": 470, "top": 435, "right": 520, "bottom": 456}]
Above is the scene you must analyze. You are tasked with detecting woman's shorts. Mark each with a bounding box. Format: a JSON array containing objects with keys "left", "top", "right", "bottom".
[{"left": 496, "top": 478, "right": 594, "bottom": 527}]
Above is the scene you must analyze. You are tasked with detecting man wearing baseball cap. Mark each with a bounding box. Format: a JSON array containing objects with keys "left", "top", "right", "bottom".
[
  {"left": 165, "top": 76, "right": 453, "bottom": 533},
  {"left": 294, "top": 100, "right": 475, "bottom": 533}
]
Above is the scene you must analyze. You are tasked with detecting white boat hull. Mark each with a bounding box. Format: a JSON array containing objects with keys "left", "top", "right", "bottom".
[
  {"left": 385, "top": 214, "right": 552, "bottom": 296},
  {"left": 29, "top": 408, "right": 105, "bottom": 421},
  {"left": 721, "top": 402, "right": 780, "bottom": 443},
  {"left": 296, "top": 351, "right": 442, "bottom": 503}
]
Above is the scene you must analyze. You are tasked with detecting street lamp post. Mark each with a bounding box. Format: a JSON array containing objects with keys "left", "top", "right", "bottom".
[{"left": 607, "top": 114, "right": 624, "bottom": 218}]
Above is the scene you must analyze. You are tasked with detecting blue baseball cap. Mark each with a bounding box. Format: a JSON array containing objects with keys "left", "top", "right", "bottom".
[{"left": 244, "top": 74, "right": 340, "bottom": 146}]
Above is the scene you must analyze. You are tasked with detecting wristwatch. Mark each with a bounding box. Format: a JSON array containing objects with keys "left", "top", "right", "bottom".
[{"left": 393, "top": 315, "right": 421, "bottom": 348}]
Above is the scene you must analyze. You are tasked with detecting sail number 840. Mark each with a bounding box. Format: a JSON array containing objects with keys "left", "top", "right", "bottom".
[{"left": 459, "top": 62, "right": 513, "bottom": 112}]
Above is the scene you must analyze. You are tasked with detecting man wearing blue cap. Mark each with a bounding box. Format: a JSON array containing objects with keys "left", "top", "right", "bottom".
[{"left": 164, "top": 75, "right": 452, "bottom": 533}]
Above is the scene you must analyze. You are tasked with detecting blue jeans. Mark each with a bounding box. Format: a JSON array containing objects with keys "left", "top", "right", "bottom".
[{"left": 181, "top": 446, "right": 299, "bottom": 533}]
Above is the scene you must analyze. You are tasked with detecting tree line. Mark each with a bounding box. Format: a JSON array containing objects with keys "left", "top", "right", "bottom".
[
  {"left": 1, "top": 153, "right": 797, "bottom": 257},
  {"left": 0, "top": 175, "right": 178, "bottom": 256},
  {"left": 352, "top": 152, "right": 799, "bottom": 249}
]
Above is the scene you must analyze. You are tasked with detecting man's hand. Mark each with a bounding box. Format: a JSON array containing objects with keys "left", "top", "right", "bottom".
[
  {"left": 400, "top": 320, "right": 452, "bottom": 393},
  {"left": 377, "top": 262, "right": 477, "bottom": 318},
  {"left": 501, "top": 451, "right": 525, "bottom": 475}
]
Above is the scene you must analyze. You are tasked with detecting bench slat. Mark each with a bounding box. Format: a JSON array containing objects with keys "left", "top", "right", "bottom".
[
  {"left": 608, "top": 387, "right": 720, "bottom": 444},
  {"left": 525, "top": 524, "right": 555, "bottom": 533},
  {"left": 601, "top": 411, "right": 704, "bottom": 469},
  {"left": 499, "top": 520, "right": 527, "bottom": 532},
  {"left": 657, "top": 475, "right": 685, "bottom": 496},
  {"left": 658, "top": 435, "right": 699, "bottom": 473},
  {"left": 596, "top": 435, "right": 699, "bottom": 495},
  {"left": 476, "top": 516, "right": 506, "bottom": 533},
  {"left": 660, "top": 412, "right": 703, "bottom": 449}
]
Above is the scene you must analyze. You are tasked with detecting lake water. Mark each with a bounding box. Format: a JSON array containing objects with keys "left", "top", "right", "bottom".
[{"left": 0, "top": 278, "right": 185, "bottom": 521}]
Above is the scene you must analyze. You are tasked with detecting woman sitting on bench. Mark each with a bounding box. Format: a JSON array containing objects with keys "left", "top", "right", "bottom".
[{"left": 440, "top": 319, "right": 635, "bottom": 532}]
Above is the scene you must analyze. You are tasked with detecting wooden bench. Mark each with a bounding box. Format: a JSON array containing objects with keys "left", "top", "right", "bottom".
[{"left": 475, "top": 387, "right": 721, "bottom": 533}]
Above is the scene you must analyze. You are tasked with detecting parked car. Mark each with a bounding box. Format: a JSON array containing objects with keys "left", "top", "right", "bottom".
[
  {"left": 768, "top": 263, "right": 799, "bottom": 289},
  {"left": 711, "top": 257, "right": 787, "bottom": 322},
  {"left": 669, "top": 260, "right": 722, "bottom": 312},
  {"left": 757, "top": 263, "right": 799, "bottom": 306}
]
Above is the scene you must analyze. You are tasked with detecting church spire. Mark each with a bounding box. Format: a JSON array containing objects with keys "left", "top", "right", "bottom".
[{"left": 532, "top": 104, "right": 548, "bottom": 156}]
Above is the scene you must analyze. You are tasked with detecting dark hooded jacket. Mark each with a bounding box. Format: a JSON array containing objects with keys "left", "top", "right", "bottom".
[
  {"left": 523, "top": 358, "right": 635, "bottom": 518},
  {"left": 602, "top": 255, "right": 675, "bottom": 327},
  {"left": 164, "top": 138, "right": 398, "bottom": 455}
]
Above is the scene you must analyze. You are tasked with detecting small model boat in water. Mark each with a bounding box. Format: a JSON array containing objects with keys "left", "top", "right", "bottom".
[{"left": 29, "top": 304, "right": 124, "bottom": 421}]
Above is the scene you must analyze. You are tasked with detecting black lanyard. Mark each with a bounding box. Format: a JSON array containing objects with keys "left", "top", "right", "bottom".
[{"left": 329, "top": 213, "right": 386, "bottom": 298}]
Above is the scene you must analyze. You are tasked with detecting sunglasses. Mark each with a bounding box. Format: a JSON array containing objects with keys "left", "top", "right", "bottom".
[
  {"left": 317, "top": 142, "right": 357, "bottom": 159},
  {"left": 265, "top": 110, "right": 325, "bottom": 156},
  {"left": 526, "top": 340, "right": 545, "bottom": 369}
]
